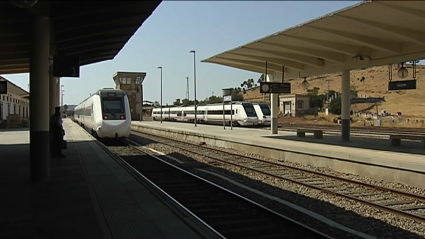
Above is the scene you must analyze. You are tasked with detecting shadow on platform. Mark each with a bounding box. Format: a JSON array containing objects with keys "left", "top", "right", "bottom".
[{"left": 0, "top": 141, "right": 103, "bottom": 239}]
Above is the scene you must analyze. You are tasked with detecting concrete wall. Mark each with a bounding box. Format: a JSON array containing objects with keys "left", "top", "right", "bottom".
[
  {"left": 116, "top": 83, "right": 142, "bottom": 120},
  {"left": 0, "top": 94, "right": 29, "bottom": 120}
]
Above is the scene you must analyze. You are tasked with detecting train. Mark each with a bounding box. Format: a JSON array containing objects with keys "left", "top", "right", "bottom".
[
  {"left": 152, "top": 102, "right": 271, "bottom": 127},
  {"left": 252, "top": 102, "right": 271, "bottom": 126},
  {"left": 74, "top": 88, "right": 132, "bottom": 138}
]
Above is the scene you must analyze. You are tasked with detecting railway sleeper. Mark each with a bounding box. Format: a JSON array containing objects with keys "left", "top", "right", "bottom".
[
  {"left": 398, "top": 204, "right": 425, "bottom": 211},
  {"left": 378, "top": 200, "right": 417, "bottom": 206}
]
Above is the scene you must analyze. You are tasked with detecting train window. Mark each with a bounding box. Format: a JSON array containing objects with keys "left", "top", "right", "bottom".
[
  {"left": 242, "top": 103, "right": 257, "bottom": 117},
  {"left": 102, "top": 99, "right": 124, "bottom": 113},
  {"left": 260, "top": 104, "right": 271, "bottom": 116}
]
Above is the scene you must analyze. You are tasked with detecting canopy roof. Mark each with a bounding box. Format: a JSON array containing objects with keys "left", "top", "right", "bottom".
[
  {"left": 0, "top": 1, "right": 162, "bottom": 75},
  {"left": 0, "top": 76, "right": 29, "bottom": 97},
  {"left": 202, "top": 1, "right": 425, "bottom": 78}
]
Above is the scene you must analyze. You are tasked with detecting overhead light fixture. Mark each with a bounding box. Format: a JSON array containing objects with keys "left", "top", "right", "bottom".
[
  {"left": 301, "top": 77, "right": 309, "bottom": 90},
  {"left": 352, "top": 55, "right": 371, "bottom": 61},
  {"left": 11, "top": 0, "right": 38, "bottom": 8},
  {"left": 397, "top": 62, "right": 408, "bottom": 79}
]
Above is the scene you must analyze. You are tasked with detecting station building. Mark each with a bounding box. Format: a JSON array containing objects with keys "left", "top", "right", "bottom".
[
  {"left": 0, "top": 77, "right": 30, "bottom": 126},
  {"left": 279, "top": 94, "right": 314, "bottom": 117},
  {"left": 113, "top": 72, "right": 146, "bottom": 120}
]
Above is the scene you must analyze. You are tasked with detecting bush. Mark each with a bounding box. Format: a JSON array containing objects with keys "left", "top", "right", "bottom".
[{"left": 329, "top": 96, "right": 341, "bottom": 115}]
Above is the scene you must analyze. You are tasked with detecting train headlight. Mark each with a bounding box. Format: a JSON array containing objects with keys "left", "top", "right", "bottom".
[
  {"left": 120, "top": 115, "right": 125, "bottom": 120},
  {"left": 103, "top": 115, "right": 109, "bottom": 120}
]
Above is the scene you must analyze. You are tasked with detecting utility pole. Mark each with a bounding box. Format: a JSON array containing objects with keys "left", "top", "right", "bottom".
[
  {"left": 61, "top": 85, "right": 64, "bottom": 110},
  {"left": 186, "top": 77, "right": 189, "bottom": 100},
  {"left": 326, "top": 79, "right": 331, "bottom": 103}
]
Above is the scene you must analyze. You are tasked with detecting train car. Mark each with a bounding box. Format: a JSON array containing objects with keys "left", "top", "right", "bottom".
[
  {"left": 252, "top": 102, "right": 271, "bottom": 126},
  {"left": 74, "top": 88, "right": 131, "bottom": 138},
  {"left": 152, "top": 102, "right": 260, "bottom": 126}
]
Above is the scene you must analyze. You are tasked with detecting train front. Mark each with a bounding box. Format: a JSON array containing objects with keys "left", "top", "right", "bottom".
[
  {"left": 259, "top": 103, "right": 271, "bottom": 126},
  {"left": 240, "top": 103, "right": 261, "bottom": 126},
  {"left": 97, "top": 90, "right": 131, "bottom": 138}
]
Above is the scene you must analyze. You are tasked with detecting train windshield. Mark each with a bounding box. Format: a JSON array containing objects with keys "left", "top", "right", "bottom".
[
  {"left": 102, "top": 100, "right": 124, "bottom": 113},
  {"left": 242, "top": 103, "right": 257, "bottom": 117},
  {"left": 101, "top": 93, "right": 125, "bottom": 114},
  {"left": 259, "top": 104, "right": 271, "bottom": 116}
]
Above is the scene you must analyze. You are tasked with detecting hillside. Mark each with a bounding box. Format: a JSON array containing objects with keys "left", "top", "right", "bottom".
[{"left": 243, "top": 64, "right": 425, "bottom": 117}]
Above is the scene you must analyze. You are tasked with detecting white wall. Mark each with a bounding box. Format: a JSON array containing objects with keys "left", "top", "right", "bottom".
[{"left": 0, "top": 93, "right": 29, "bottom": 120}]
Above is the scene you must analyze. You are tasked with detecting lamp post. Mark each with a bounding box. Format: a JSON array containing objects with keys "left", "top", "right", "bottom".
[
  {"left": 186, "top": 76, "right": 189, "bottom": 101},
  {"left": 158, "top": 66, "right": 163, "bottom": 123},
  {"left": 189, "top": 50, "right": 197, "bottom": 127},
  {"left": 139, "top": 77, "right": 143, "bottom": 122},
  {"left": 61, "top": 85, "right": 64, "bottom": 110}
]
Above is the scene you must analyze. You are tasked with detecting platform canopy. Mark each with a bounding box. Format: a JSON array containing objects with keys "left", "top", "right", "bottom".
[
  {"left": 202, "top": 1, "right": 425, "bottom": 79},
  {"left": 0, "top": 76, "right": 29, "bottom": 97},
  {"left": 0, "top": 0, "right": 162, "bottom": 75}
]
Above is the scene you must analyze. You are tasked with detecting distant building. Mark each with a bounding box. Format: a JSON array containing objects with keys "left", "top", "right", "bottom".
[
  {"left": 0, "top": 76, "right": 30, "bottom": 121},
  {"left": 279, "top": 94, "right": 317, "bottom": 117},
  {"left": 113, "top": 72, "right": 146, "bottom": 120}
]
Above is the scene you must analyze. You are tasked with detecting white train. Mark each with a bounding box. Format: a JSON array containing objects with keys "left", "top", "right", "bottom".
[
  {"left": 74, "top": 88, "right": 131, "bottom": 138},
  {"left": 252, "top": 102, "right": 271, "bottom": 126},
  {"left": 152, "top": 102, "right": 261, "bottom": 126}
]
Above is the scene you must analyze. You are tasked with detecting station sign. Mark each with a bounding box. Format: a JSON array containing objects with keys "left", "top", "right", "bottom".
[
  {"left": 0, "top": 81, "right": 7, "bottom": 94},
  {"left": 223, "top": 95, "right": 232, "bottom": 102},
  {"left": 260, "top": 82, "right": 291, "bottom": 94},
  {"left": 388, "top": 79, "right": 416, "bottom": 91},
  {"left": 53, "top": 55, "right": 80, "bottom": 78}
]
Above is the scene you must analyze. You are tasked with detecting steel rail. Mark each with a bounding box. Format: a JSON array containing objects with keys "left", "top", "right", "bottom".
[{"left": 133, "top": 131, "right": 425, "bottom": 224}]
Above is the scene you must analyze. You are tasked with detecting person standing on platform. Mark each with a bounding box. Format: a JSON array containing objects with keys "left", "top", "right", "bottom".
[{"left": 50, "top": 106, "right": 66, "bottom": 158}]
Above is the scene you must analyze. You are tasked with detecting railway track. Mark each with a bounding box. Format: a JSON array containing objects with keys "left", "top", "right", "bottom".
[
  {"left": 132, "top": 131, "right": 425, "bottom": 224},
  {"left": 102, "top": 139, "right": 333, "bottom": 239}
]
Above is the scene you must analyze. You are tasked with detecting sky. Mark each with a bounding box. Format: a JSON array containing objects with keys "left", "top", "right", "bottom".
[{"left": 3, "top": 1, "right": 362, "bottom": 106}]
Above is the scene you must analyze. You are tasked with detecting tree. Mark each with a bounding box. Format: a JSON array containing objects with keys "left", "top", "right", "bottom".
[
  {"left": 63, "top": 104, "right": 68, "bottom": 111},
  {"left": 204, "top": 95, "right": 223, "bottom": 104},
  {"left": 230, "top": 87, "right": 244, "bottom": 101},
  {"left": 306, "top": 87, "right": 325, "bottom": 109},
  {"left": 153, "top": 101, "right": 160, "bottom": 107},
  {"left": 329, "top": 96, "right": 341, "bottom": 115},
  {"left": 357, "top": 76, "right": 366, "bottom": 83},
  {"left": 241, "top": 78, "right": 255, "bottom": 90},
  {"left": 231, "top": 92, "right": 244, "bottom": 101},
  {"left": 173, "top": 100, "right": 182, "bottom": 106}
]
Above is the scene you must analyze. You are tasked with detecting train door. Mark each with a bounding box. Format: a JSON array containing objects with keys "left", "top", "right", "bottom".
[
  {"left": 204, "top": 108, "right": 208, "bottom": 122},
  {"left": 180, "top": 110, "right": 184, "bottom": 121}
]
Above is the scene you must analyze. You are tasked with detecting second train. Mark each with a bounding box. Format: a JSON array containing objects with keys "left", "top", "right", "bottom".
[{"left": 152, "top": 102, "right": 271, "bottom": 127}]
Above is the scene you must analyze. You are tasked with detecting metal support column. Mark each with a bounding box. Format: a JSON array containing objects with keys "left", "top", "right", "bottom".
[
  {"left": 49, "top": 65, "right": 56, "bottom": 116},
  {"left": 30, "top": 14, "right": 50, "bottom": 182},
  {"left": 56, "top": 78, "right": 60, "bottom": 109},
  {"left": 341, "top": 70, "right": 350, "bottom": 141},
  {"left": 269, "top": 74, "right": 278, "bottom": 134},
  {"left": 139, "top": 84, "right": 143, "bottom": 121}
]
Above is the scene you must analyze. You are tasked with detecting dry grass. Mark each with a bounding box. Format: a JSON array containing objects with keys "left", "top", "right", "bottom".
[
  {"left": 243, "top": 64, "right": 425, "bottom": 128},
  {"left": 244, "top": 64, "right": 425, "bottom": 117}
]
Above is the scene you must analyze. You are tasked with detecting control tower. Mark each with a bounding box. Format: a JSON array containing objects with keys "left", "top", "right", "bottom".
[{"left": 113, "top": 72, "right": 146, "bottom": 120}]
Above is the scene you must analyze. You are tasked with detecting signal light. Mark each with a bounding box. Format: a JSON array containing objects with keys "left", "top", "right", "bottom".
[
  {"left": 103, "top": 115, "right": 108, "bottom": 120},
  {"left": 120, "top": 115, "right": 125, "bottom": 120}
]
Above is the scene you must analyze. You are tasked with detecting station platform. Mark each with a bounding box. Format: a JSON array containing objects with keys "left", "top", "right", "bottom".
[
  {"left": 0, "top": 119, "right": 220, "bottom": 239},
  {"left": 131, "top": 121, "right": 425, "bottom": 189}
]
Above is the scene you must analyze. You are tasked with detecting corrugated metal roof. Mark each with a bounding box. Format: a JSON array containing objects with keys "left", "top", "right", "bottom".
[{"left": 202, "top": 1, "right": 425, "bottom": 79}]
